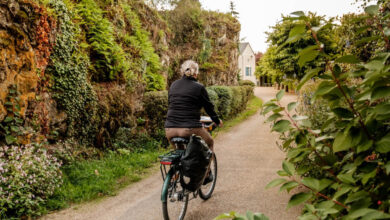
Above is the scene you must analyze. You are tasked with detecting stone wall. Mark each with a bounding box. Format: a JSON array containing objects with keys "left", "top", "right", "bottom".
[{"left": 0, "top": 0, "right": 55, "bottom": 121}]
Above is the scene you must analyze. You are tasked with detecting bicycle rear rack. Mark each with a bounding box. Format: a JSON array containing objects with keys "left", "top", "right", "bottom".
[{"left": 159, "top": 150, "right": 185, "bottom": 181}]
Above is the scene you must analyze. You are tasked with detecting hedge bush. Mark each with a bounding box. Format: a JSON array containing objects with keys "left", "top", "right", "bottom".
[
  {"left": 239, "top": 80, "right": 256, "bottom": 87},
  {"left": 208, "top": 86, "right": 233, "bottom": 119}
]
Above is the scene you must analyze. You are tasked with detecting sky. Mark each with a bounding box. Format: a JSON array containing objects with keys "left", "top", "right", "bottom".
[{"left": 199, "top": 0, "right": 363, "bottom": 53}]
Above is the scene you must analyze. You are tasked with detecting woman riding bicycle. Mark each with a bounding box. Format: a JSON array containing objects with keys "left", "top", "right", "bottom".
[{"left": 164, "top": 60, "right": 223, "bottom": 151}]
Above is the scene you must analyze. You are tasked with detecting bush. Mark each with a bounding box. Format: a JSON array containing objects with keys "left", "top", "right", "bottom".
[
  {"left": 208, "top": 86, "right": 233, "bottom": 119},
  {"left": 262, "top": 6, "right": 390, "bottom": 219},
  {"left": 0, "top": 145, "right": 62, "bottom": 218},
  {"left": 297, "top": 80, "right": 330, "bottom": 130},
  {"left": 143, "top": 91, "right": 169, "bottom": 134},
  {"left": 230, "top": 86, "right": 244, "bottom": 115},
  {"left": 113, "top": 128, "right": 161, "bottom": 151},
  {"left": 239, "top": 80, "right": 256, "bottom": 87}
]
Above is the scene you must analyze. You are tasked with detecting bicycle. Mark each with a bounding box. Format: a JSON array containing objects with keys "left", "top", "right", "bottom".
[{"left": 159, "top": 117, "right": 218, "bottom": 220}]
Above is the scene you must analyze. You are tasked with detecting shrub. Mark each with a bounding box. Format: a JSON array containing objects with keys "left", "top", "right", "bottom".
[
  {"left": 113, "top": 128, "right": 161, "bottom": 151},
  {"left": 297, "top": 80, "right": 330, "bottom": 130},
  {"left": 206, "top": 88, "right": 219, "bottom": 109},
  {"left": 263, "top": 6, "right": 390, "bottom": 219},
  {"left": 208, "top": 86, "right": 233, "bottom": 119},
  {"left": 143, "top": 91, "right": 169, "bottom": 134},
  {"left": 239, "top": 80, "right": 256, "bottom": 87},
  {"left": 230, "top": 86, "right": 244, "bottom": 115},
  {"left": 0, "top": 145, "right": 62, "bottom": 218}
]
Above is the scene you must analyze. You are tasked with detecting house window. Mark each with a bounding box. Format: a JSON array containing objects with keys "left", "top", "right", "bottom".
[{"left": 245, "top": 67, "right": 251, "bottom": 76}]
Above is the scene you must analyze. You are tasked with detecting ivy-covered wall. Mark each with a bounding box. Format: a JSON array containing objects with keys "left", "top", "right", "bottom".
[{"left": 0, "top": 0, "right": 241, "bottom": 147}]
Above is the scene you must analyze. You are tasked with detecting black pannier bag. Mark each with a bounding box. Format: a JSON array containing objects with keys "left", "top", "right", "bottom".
[{"left": 180, "top": 135, "right": 212, "bottom": 191}]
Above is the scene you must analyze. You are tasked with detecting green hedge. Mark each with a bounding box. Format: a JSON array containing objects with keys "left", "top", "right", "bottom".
[
  {"left": 208, "top": 85, "right": 254, "bottom": 119},
  {"left": 239, "top": 80, "right": 256, "bottom": 87}
]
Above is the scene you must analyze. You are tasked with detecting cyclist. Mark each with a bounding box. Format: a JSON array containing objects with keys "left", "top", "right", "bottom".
[{"left": 164, "top": 60, "right": 223, "bottom": 152}]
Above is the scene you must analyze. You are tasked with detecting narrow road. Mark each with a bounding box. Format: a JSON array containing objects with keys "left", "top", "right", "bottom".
[{"left": 43, "top": 87, "right": 301, "bottom": 220}]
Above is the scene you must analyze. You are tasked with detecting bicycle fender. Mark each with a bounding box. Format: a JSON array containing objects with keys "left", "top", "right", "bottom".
[{"left": 161, "top": 168, "right": 176, "bottom": 202}]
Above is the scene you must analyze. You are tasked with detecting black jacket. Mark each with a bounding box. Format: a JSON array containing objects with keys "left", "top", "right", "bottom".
[{"left": 165, "top": 76, "right": 220, "bottom": 128}]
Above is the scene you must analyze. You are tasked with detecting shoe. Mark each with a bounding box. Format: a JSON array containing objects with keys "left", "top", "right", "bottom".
[{"left": 203, "top": 173, "right": 213, "bottom": 185}]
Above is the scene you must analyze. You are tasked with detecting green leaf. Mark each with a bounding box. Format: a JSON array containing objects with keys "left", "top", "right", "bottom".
[
  {"left": 313, "top": 81, "right": 336, "bottom": 97},
  {"left": 287, "top": 192, "right": 312, "bottom": 209},
  {"left": 357, "top": 140, "right": 373, "bottom": 153},
  {"left": 297, "top": 68, "right": 322, "bottom": 90},
  {"left": 279, "top": 181, "right": 299, "bottom": 192},
  {"left": 282, "top": 160, "right": 295, "bottom": 176},
  {"left": 3, "top": 116, "right": 13, "bottom": 123},
  {"left": 361, "top": 169, "right": 376, "bottom": 185},
  {"left": 276, "top": 90, "right": 285, "bottom": 101},
  {"left": 272, "top": 120, "right": 291, "bottom": 133},
  {"left": 335, "top": 55, "right": 360, "bottom": 64},
  {"left": 371, "top": 86, "right": 390, "bottom": 101},
  {"left": 266, "top": 113, "right": 283, "bottom": 122},
  {"left": 301, "top": 178, "right": 332, "bottom": 192},
  {"left": 301, "top": 177, "right": 320, "bottom": 191},
  {"left": 287, "top": 102, "right": 297, "bottom": 112},
  {"left": 333, "top": 185, "right": 353, "bottom": 199},
  {"left": 265, "top": 178, "right": 287, "bottom": 189},
  {"left": 373, "top": 104, "right": 390, "bottom": 115},
  {"left": 5, "top": 135, "right": 17, "bottom": 145},
  {"left": 345, "top": 191, "right": 369, "bottom": 204},
  {"left": 365, "top": 5, "right": 379, "bottom": 15},
  {"left": 10, "top": 126, "right": 19, "bottom": 132},
  {"left": 291, "top": 11, "right": 305, "bottom": 17},
  {"left": 262, "top": 104, "right": 279, "bottom": 115},
  {"left": 337, "top": 173, "right": 356, "bottom": 185},
  {"left": 375, "top": 133, "right": 390, "bottom": 153},
  {"left": 333, "top": 131, "right": 353, "bottom": 152},
  {"left": 332, "top": 108, "right": 354, "bottom": 118},
  {"left": 298, "top": 46, "right": 319, "bottom": 67},
  {"left": 347, "top": 208, "right": 375, "bottom": 219},
  {"left": 361, "top": 210, "right": 390, "bottom": 220},
  {"left": 384, "top": 162, "right": 390, "bottom": 175},
  {"left": 277, "top": 170, "right": 289, "bottom": 176},
  {"left": 289, "top": 24, "right": 306, "bottom": 38}
]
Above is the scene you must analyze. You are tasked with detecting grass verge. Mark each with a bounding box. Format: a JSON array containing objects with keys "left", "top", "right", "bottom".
[
  {"left": 213, "top": 95, "right": 263, "bottom": 136},
  {"left": 45, "top": 148, "right": 166, "bottom": 210}
]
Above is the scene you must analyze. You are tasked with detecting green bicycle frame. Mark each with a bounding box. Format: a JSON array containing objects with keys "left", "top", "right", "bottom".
[{"left": 161, "top": 167, "right": 176, "bottom": 202}]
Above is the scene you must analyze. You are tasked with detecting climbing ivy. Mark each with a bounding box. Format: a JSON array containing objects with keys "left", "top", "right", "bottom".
[{"left": 46, "top": 0, "right": 97, "bottom": 143}]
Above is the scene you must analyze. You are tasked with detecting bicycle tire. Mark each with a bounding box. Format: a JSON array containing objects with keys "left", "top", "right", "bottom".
[
  {"left": 199, "top": 153, "right": 217, "bottom": 200},
  {"left": 162, "top": 169, "right": 189, "bottom": 220}
]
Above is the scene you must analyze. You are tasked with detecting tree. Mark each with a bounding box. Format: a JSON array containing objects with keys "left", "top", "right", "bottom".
[{"left": 230, "top": 1, "right": 239, "bottom": 18}]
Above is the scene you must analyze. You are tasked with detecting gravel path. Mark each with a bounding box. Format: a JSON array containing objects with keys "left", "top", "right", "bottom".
[{"left": 43, "top": 87, "right": 301, "bottom": 220}]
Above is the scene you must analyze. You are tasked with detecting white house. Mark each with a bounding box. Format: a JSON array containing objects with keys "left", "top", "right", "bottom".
[{"left": 238, "top": 42, "right": 257, "bottom": 84}]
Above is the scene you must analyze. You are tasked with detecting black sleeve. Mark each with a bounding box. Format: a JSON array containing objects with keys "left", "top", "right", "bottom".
[{"left": 200, "top": 86, "right": 221, "bottom": 125}]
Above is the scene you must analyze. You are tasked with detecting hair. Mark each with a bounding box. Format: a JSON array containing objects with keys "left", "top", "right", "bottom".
[{"left": 180, "top": 60, "right": 199, "bottom": 77}]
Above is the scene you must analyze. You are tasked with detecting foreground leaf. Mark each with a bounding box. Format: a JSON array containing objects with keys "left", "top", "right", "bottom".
[
  {"left": 375, "top": 133, "right": 390, "bottom": 153},
  {"left": 272, "top": 120, "right": 291, "bottom": 133},
  {"left": 287, "top": 192, "right": 312, "bottom": 209},
  {"left": 265, "top": 178, "right": 287, "bottom": 189}
]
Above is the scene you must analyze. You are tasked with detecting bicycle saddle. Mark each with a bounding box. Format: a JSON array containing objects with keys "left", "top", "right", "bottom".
[{"left": 170, "top": 137, "right": 189, "bottom": 144}]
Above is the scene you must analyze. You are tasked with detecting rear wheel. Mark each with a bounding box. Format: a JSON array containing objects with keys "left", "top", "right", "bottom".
[
  {"left": 162, "top": 170, "right": 189, "bottom": 220},
  {"left": 199, "top": 153, "right": 217, "bottom": 200}
]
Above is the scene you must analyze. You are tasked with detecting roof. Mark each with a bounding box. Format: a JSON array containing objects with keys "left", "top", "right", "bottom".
[{"left": 239, "top": 42, "right": 255, "bottom": 55}]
